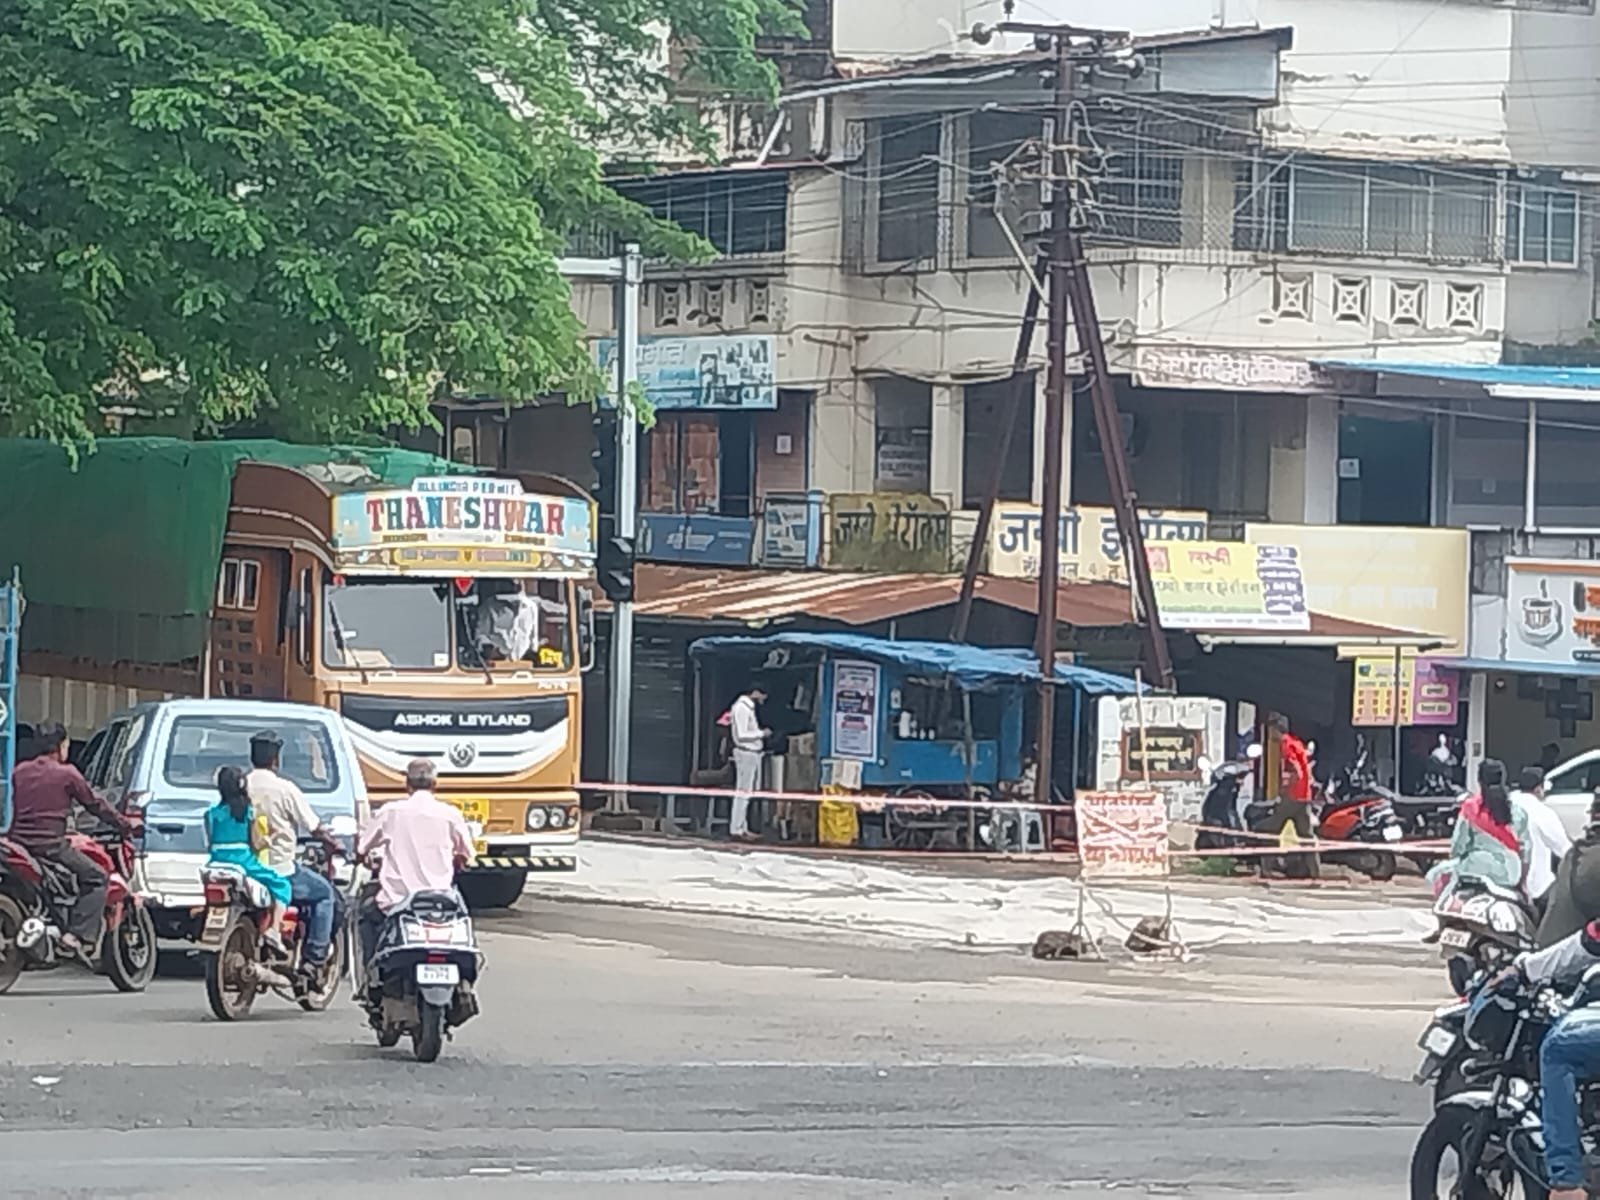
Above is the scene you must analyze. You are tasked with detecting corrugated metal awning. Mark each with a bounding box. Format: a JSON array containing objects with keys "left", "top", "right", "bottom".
[
  {"left": 609, "top": 565, "right": 1136, "bottom": 628},
  {"left": 606, "top": 565, "right": 1442, "bottom": 648}
]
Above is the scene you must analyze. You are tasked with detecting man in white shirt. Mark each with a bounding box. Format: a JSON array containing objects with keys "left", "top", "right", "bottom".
[
  {"left": 248, "top": 731, "right": 341, "bottom": 974},
  {"left": 1514, "top": 765, "right": 1573, "bottom": 902},
  {"left": 727, "top": 684, "right": 769, "bottom": 841}
]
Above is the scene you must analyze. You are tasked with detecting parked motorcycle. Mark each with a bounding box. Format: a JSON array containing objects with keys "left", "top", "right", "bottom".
[
  {"left": 0, "top": 818, "right": 157, "bottom": 994},
  {"left": 1408, "top": 965, "right": 1600, "bottom": 1199},
  {"left": 200, "top": 838, "right": 347, "bottom": 1020},
  {"left": 1195, "top": 746, "right": 1321, "bottom": 878},
  {"left": 1317, "top": 747, "right": 1407, "bottom": 881},
  {"left": 359, "top": 887, "right": 482, "bottom": 1063}
]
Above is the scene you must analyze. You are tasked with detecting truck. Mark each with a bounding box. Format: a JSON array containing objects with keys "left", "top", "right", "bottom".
[{"left": 0, "top": 437, "right": 597, "bottom": 909}]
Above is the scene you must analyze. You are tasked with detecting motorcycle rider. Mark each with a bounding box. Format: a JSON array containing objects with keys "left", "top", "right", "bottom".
[
  {"left": 1536, "top": 788, "right": 1600, "bottom": 948},
  {"left": 1504, "top": 916, "right": 1600, "bottom": 1199},
  {"left": 8, "top": 721, "right": 133, "bottom": 957},
  {"left": 353, "top": 758, "right": 474, "bottom": 985},
  {"left": 246, "top": 731, "right": 340, "bottom": 981}
]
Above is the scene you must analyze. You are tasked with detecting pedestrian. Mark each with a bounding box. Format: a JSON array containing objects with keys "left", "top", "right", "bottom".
[
  {"left": 1512, "top": 765, "right": 1572, "bottom": 910},
  {"left": 8, "top": 721, "right": 132, "bottom": 958},
  {"left": 727, "top": 683, "right": 770, "bottom": 842}
]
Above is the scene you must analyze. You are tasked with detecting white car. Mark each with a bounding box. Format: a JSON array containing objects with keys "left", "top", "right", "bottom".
[{"left": 1539, "top": 750, "right": 1600, "bottom": 841}]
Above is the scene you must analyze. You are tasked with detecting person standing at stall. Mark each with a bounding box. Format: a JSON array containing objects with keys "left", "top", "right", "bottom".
[{"left": 728, "top": 683, "right": 770, "bottom": 842}]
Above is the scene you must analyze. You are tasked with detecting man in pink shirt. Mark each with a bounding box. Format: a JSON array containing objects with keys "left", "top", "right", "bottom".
[{"left": 354, "top": 759, "right": 475, "bottom": 972}]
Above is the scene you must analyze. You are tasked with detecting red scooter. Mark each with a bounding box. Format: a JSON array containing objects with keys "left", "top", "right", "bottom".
[
  {"left": 0, "top": 817, "right": 157, "bottom": 993},
  {"left": 1315, "top": 747, "right": 1406, "bottom": 881}
]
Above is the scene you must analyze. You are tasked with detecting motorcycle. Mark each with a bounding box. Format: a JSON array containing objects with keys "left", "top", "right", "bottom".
[
  {"left": 1433, "top": 877, "right": 1538, "bottom": 977},
  {"left": 0, "top": 817, "right": 157, "bottom": 994},
  {"left": 200, "top": 838, "right": 348, "bottom": 1021},
  {"left": 1195, "top": 746, "right": 1325, "bottom": 878},
  {"left": 358, "top": 886, "right": 482, "bottom": 1063},
  {"left": 1317, "top": 747, "right": 1408, "bottom": 881},
  {"left": 1409, "top": 965, "right": 1600, "bottom": 1199}
]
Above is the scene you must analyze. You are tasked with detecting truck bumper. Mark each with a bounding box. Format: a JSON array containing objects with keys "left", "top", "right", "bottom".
[{"left": 467, "top": 854, "right": 577, "bottom": 872}]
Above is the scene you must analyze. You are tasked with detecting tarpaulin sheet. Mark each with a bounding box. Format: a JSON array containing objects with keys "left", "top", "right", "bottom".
[{"left": 0, "top": 438, "right": 460, "bottom": 666}]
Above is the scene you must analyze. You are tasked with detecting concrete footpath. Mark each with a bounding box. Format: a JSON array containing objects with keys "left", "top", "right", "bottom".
[{"left": 527, "top": 839, "right": 1436, "bottom": 950}]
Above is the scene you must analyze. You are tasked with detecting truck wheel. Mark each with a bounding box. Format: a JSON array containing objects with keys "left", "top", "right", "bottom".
[{"left": 459, "top": 869, "right": 527, "bottom": 911}]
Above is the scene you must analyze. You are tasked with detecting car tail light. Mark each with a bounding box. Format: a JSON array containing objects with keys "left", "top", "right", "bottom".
[{"left": 426, "top": 952, "right": 448, "bottom": 963}]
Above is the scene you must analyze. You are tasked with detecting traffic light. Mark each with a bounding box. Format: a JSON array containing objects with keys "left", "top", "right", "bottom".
[
  {"left": 597, "top": 515, "right": 636, "bottom": 604},
  {"left": 591, "top": 409, "right": 618, "bottom": 515}
]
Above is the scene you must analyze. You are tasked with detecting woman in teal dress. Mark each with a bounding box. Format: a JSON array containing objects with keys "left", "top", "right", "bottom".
[{"left": 205, "top": 764, "right": 292, "bottom": 950}]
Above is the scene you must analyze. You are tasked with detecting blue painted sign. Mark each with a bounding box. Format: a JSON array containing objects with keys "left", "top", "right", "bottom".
[
  {"left": 596, "top": 334, "right": 777, "bottom": 410},
  {"left": 637, "top": 513, "right": 756, "bottom": 567}
]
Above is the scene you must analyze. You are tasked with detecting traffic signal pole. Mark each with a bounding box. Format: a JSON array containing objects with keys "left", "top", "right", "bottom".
[
  {"left": 557, "top": 244, "right": 642, "bottom": 797},
  {"left": 607, "top": 245, "right": 642, "bottom": 799}
]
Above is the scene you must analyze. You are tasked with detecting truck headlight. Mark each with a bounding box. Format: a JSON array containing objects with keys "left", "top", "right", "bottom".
[
  {"left": 548, "top": 806, "right": 567, "bottom": 829},
  {"left": 525, "top": 804, "right": 549, "bottom": 832}
]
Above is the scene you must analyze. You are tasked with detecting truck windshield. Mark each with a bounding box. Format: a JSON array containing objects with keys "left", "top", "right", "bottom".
[
  {"left": 455, "top": 578, "right": 572, "bottom": 672},
  {"left": 322, "top": 579, "right": 451, "bottom": 670}
]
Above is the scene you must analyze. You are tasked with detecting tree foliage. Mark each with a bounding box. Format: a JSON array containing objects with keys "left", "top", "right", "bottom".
[{"left": 0, "top": 0, "right": 801, "bottom": 441}]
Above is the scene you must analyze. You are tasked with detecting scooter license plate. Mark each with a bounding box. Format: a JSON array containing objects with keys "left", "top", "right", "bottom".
[
  {"left": 1440, "top": 927, "right": 1473, "bottom": 950},
  {"left": 416, "top": 962, "right": 460, "bottom": 986},
  {"left": 1381, "top": 824, "right": 1403, "bottom": 842},
  {"left": 200, "top": 905, "right": 229, "bottom": 946}
]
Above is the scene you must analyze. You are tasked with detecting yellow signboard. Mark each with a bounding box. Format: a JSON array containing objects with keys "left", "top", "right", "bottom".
[
  {"left": 1351, "top": 655, "right": 1461, "bottom": 727},
  {"left": 1147, "top": 541, "right": 1310, "bottom": 632},
  {"left": 826, "top": 493, "right": 951, "bottom": 572},
  {"left": 1243, "top": 524, "right": 1467, "bottom": 652},
  {"left": 988, "top": 504, "right": 1209, "bottom": 582}
]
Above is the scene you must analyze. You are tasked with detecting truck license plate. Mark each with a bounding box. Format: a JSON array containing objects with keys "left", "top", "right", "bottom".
[
  {"left": 449, "top": 797, "right": 490, "bottom": 825},
  {"left": 1440, "top": 928, "right": 1472, "bottom": 949},
  {"left": 416, "top": 963, "right": 460, "bottom": 986}
]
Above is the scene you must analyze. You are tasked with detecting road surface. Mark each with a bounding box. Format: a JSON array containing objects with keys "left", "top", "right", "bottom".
[{"left": 0, "top": 898, "right": 1440, "bottom": 1197}]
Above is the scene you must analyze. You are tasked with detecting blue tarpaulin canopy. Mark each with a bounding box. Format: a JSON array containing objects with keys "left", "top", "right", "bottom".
[{"left": 690, "top": 632, "right": 1143, "bottom": 696}]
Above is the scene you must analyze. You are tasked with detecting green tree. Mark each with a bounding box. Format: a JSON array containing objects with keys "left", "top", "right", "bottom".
[{"left": 0, "top": 0, "right": 801, "bottom": 442}]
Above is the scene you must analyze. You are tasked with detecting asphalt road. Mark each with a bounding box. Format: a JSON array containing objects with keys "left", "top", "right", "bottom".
[{"left": 0, "top": 898, "right": 1442, "bottom": 1198}]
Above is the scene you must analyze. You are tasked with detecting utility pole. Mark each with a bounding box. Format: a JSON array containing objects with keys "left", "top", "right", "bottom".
[
  {"left": 949, "top": 251, "right": 1048, "bottom": 644},
  {"left": 984, "top": 21, "right": 1175, "bottom": 803},
  {"left": 1030, "top": 28, "right": 1075, "bottom": 803}
]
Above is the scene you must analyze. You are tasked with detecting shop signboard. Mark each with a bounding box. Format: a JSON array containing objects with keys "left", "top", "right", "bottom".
[
  {"left": 760, "top": 494, "right": 819, "bottom": 568},
  {"left": 987, "top": 503, "right": 1209, "bottom": 582},
  {"left": 829, "top": 660, "right": 880, "bottom": 761},
  {"left": 1351, "top": 656, "right": 1460, "bottom": 727},
  {"left": 826, "top": 493, "right": 950, "bottom": 573},
  {"left": 1243, "top": 523, "right": 1468, "bottom": 652},
  {"left": 332, "top": 477, "right": 596, "bottom": 576},
  {"left": 595, "top": 333, "right": 777, "bottom": 410},
  {"left": 1147, "top": 541, "right": 1309, "bottom": 632},
  {"left": 636, "top": 513, "right": 755, "bottom": 567},
  {"left": 1095, "top": 694, "right": 1225, "bottom": 822},
  {"left": 1076, "top": 791, "right": 1169, "bottom": 879},
  {"left": 1503, "top": 558, "right": 1600, "bottom": 666}
]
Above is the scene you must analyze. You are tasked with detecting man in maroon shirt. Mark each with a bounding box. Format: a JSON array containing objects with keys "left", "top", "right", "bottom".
[{"left": 10, "top": 722, "right": 131, "bottom": 953}]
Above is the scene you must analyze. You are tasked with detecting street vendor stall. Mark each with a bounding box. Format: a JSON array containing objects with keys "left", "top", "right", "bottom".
[{"left": 688, "top": 633, "right": 1141, "bottom": 850}]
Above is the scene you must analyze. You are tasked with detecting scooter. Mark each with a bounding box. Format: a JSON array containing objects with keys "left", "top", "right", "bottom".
[
  {"left": 357, "top": 884, "right": 482, "bottom": 1064},
  {"left": 1316, "top": 746, "right": 1407, "bottom": 881},
  {"left": 1195, "top": 744, "right": 1262, "bottom": 852}
]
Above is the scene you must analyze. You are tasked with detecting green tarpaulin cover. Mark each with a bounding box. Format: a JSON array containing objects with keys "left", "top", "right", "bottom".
[{"left": 0, "top": 438, "right": 462, "bottom": 666}]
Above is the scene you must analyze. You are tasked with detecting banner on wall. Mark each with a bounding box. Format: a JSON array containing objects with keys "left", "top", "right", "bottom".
[
  {"left": 1504, "top": 559, "right": 1600, "bottom": 666},
  {"left": 830, "top": 660, "right": 880, "bottom": 762},
  {"left": 1147, "top": 541, "right": 1309, "bottom": 632},
  {"left": 987, "top": 504, "right": 1209, "bottom": 582},
  {"left": 1351, "top": 656, "right": 1460, "bottom": 727},
  {"left": 1244, "top": 523, "right": 1468, "bottom": 652}
]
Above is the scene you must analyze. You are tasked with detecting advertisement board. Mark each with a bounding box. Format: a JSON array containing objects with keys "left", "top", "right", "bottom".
[{"left": 1076, "top": 791, "right": 1170, "bottom": 879}]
